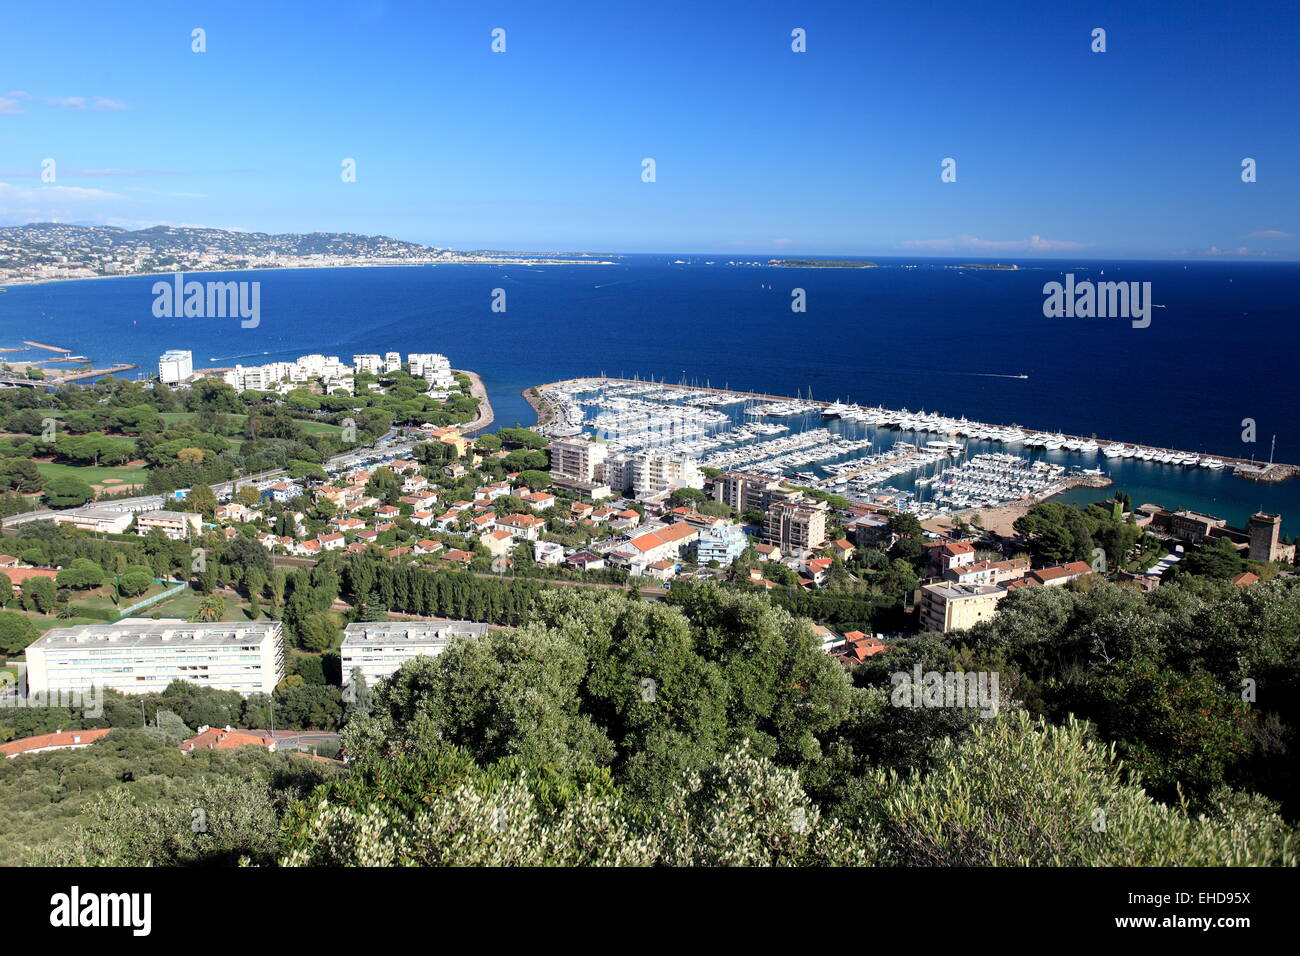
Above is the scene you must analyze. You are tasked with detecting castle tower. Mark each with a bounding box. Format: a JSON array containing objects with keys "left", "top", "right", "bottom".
[{"left": 1247, "top": 513, "right": 1282, "bottom": 563}]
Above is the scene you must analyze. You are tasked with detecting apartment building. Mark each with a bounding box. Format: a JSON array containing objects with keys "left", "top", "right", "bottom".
[
  {"left": 135, "top": 510, "right": 203, "bottom": 540},
  {"left": 714, "top": 471, "right": 783, "bottom": 514},
  {"left": 548, "top": 436, "right": 612, "bottom": 498},
  {"left": 630, "top": 451, "right": 703, "bottom": 499},
  {"left": 696, "top": 521, "right": 749, "bottom": 566},
  {"left": 341, "top": 621, "right": 490, "bottom": 688},
  {"left": 407, "top": 352, "right": 455, "bottom": 387},
  {"left": 918, "top": 583, "right": 1006, "bottom": 632},
  {"left": 25, "top": 621, "right": 285, "bottom": 697},
  {"left": 51, "top": 507, "right": 136, "bottom": 535},
  {"left": 762, "top": 497, "right": 829, "bottom": 552}
]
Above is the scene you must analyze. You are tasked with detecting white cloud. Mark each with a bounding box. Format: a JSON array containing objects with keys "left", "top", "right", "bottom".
[
  {"left": 899, "top": 233, "right": 1088, "bottom": 252},
  {"left": 1246, "top": 230, "right": 1295, "bottom": 239},
  {"left": 0, "top": 98, "right": 24, "bottom": 116},
  {"left": 0, "top": 181, "right": 128, "bottom": 224},
  {"left": 43, "top": 96, "right": 128, "bottom": 111}
]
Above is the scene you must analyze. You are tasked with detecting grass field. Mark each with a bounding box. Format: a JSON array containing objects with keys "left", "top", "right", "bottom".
[
  {"left": 36, "top": 461, "right": 149, "bottom": 488},
  {"left": 147, "top": 589, "right": 259, "bottom": 623}
]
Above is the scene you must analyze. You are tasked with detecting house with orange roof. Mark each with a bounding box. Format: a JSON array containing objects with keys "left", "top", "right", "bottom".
[
  {"left": 1, "top": 728, "right": 113, "bottom": 759},
  {"left": 481, "top": 528, "right": 515, "bottom": 557},
  {"left": 1030, "top": 561, "right": 1094, "bottom": 587},
  {"left": 521, "top": 491, "right": 556, "bottom": 511},
  {"left": 180, "top": 726, "right": 276, "bottom": 753},
  {"left": 497, "top": 513, "right": 546, "bottom": 541}
]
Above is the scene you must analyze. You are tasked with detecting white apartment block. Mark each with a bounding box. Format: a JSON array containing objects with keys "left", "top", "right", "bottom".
[
  {"left": 25, "top": 621, "right": 285, "bottom": 697},
  {"left": 352, "top": 353, "right": 383, "bottom": 374},
  {"left": 407, "top": 353, "right": 455, "bottom": 387},
  {"left": 550, "top": 436, "right": 608, "bottom": 482},
  {"left": 631, "top": 451, "right": 704, "bottom": 498},
  {"left": 383, "top": 351, "right": 402, "bottom": 373},
  {"left": 223, "top": 354, "right": 351, "bottom": 393},
  {"left": 158, "top": 349, "right": 193, "bottom": 384},
  {"left": 135, "top": 510, "right": 203, "bottom": 540},
  {"left": 341, "top": 621, "right": 490, "bottom": 688},
  {"left": 52, "top": 507, "right": 136, "bottom": 534}
]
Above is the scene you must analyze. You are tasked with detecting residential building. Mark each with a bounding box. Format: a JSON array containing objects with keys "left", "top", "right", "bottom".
[
  {"left": 696, "top": 521, "right": 748, "bottom": 566},
  {"left": 497, "top": 513, "right": 546, "bottom": 541},
  {"left": 341, "top": 621, "right": 490, "bottom": 688},
  {"left": 407, "top": 352, "right": 455, "bottom": 387},
  {"left": 931, "top": 541, "right": 977, "bottom": 575},
  {"left": 51, "top": 507, "right": 136, "bottom": 535},
  {"left": 762, "top": 497, "right": 828, "bottom": 552},
  {"left": 630, "top": 451, "right": 703, "bottom": 499},
  {"left": 947, "top": 557, "right": 1031, "bottom": 587},
  {"left": 714, "top": 471, "right": 783, "bottom": 513},
  {"left": 1, "top": 729, "right": 114, "bottom": 759},
  {"left": 918, "top": 583, "right": 1006, "bottom": 632},
  {"left": 534, "top": 540, "right": 565, "bottom": 565},
  {"left": 25, "top": 621, "right": 285, "bottom": 697},
  {"left": 1030, "top": 561, "right": 1094, "bottom": 587},
  {"left": 135, "top": 510, "right": 203, "bottom": 540},
  {"left": 548, "top": 436, "right": 612, "bottom": 498}
]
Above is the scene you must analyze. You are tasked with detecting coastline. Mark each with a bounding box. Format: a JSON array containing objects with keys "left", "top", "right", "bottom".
[
  {"left": 0, "top": 257, "right": 618, "bottom": 290},
  {"left": 457, "top": 369, "right": 494, "bottom": 436}
]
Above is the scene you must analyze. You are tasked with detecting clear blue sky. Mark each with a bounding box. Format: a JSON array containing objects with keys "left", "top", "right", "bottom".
[{"left": 2, "top": 0, "right": 1296, "bottom": 258}]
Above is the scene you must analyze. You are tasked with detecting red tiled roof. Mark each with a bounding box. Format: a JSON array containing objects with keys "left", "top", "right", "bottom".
[
  {"left": 181, "top": 728, "right": 274, "bottom": 752},
  {"left": 1, "top": 728, "right": 112, "bottom": 757}
]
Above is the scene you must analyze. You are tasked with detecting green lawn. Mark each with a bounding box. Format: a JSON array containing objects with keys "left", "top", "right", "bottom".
[
  {"left": 147, "top": 589, "right": 260, "bottom": 623},
  {"left": 36, "top": 461, "right": 149, "bottom": 488}
]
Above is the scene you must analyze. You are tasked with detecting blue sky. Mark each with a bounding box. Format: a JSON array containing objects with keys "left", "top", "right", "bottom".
[{"left": 1, "top": 0, "right": 1297, "bottom": 258}]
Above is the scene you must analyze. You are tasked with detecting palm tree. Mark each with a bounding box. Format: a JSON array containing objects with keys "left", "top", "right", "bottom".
[{"left": 190, "top": 594, "right": 225, "bottom": 623}]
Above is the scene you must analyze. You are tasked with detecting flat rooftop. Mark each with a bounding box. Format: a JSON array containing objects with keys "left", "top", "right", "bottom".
[
  {"left": 342, "top": 621, "right": 489, "bottom": 645},
  {"left": 29, "top": 621, "right": 283, "bottom": 651},
  {"left": 923, "top": 582, "right": 1004, "bottom": 599}
]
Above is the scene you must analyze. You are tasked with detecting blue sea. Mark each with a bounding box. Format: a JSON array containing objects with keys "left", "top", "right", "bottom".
[{"left": 1, "top": 255, "right": 1297, "bottom": 528}]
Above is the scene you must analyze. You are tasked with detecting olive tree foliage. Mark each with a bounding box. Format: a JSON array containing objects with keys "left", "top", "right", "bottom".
[
  {"left": 34, "top": 776, "right": 283, "bottom": 867},
  {"left": 866, "top": 711, "right": 1296, "bottom": 867},
  {"left": 280, "top": 743, "right": 869, "bottom": 867}
]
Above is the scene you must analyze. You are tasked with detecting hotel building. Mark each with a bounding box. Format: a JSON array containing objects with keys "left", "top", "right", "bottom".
[{"left": 158, "top": 349, "right": 194, "bottom": 384}]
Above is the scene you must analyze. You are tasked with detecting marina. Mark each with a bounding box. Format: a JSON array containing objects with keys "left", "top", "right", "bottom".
[{"left": 533, "top": 375, "right": 1296, "bottom": 520}]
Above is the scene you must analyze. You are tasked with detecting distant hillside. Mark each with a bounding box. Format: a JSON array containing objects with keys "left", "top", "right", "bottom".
[{"left": 0, "top": 222, "right": 441, "bottom": 258}]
